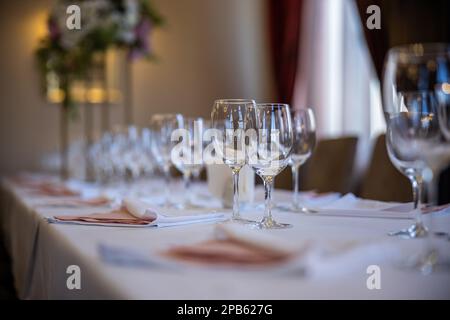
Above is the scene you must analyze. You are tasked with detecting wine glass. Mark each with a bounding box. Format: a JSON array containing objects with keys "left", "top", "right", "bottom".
[
  {"left": 284, "top": 108, "right": 317, "bottom": 213},
  {"left": 385, "top": 92, "right": 440, "bottom": 238},
  {"left": 383, "top": 44, "right": 450, "bottom": 239},
  {"left": 247, "top": 103, "right": 294, "bottom": 229},
  {"left": 172, "top": 117, "right": 205, "bottom": 208},
  {"left": 150, "top": 113, "right": 184, "bottom": 207},
  {"left": 141, "top": 127, "right": 156, "bottom": 178},
  {"left": 211, "top": 99, "right": 257, "bottom": 223},
  {"left": 383, "top": 43, "right": 450, "bottom": 273},
  {"left": 192, "top": 119, "right": 210, "bottom": 182}
]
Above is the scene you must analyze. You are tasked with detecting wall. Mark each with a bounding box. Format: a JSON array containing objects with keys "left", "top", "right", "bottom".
[{"left": 0, "top": 0, "right": 275, "bottom": 174}]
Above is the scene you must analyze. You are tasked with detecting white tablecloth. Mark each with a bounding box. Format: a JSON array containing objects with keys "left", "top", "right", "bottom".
[{"left": 1, "top": 178, "right": 450, "bottom": 299}]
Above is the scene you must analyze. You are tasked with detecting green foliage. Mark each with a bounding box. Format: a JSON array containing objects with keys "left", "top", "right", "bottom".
[{"left": 35, "top": 0, "right": 164, "bottom": 112}]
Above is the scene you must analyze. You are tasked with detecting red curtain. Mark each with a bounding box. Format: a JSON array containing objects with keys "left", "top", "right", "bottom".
[{"left": 269, "top": 0, "right": 303, "bottom": 105}]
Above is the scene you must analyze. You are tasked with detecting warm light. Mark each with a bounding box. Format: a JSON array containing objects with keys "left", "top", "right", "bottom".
[
  {"left": 28, "top": 9, "right": 49, "bottom": 46},
  {"left": 87, "top": 87, "right": 107, "bottom": 104},
  {"left": 47, "top": 88, "right": 64, "bottom": 104},
  {"left": 46, "top": 71, "right": 64, "bottom": 103},
  {"left": 442, "top": 83, "right": 450, "bottom": 95}
]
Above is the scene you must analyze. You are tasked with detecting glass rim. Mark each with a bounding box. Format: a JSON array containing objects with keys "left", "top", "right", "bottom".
[
  {"left": 255, "top": 103, "right": 290, "bottom": 108},
  {"left": 214, "top": 99, "right": 256, "bottom": 105},
  {"left": 183, "top": 116, "right": 204, "bottom": 123},
  {"left": 150, "top": 113, "right": 184, "bottom": 125},
  {"left": 151, "top": 113, "right": 183, "bottom": 119},
  {"left": 388, "top": 42, "right": 450, "bottom": 57}
]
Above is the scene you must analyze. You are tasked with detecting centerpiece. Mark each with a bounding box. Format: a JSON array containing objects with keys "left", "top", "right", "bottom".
[{"left": 35, "top": 0, "right": 163, "bottom": 179}]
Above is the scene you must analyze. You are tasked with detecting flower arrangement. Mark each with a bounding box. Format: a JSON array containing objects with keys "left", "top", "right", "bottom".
[{"left": 35, "top": 0, "right": 163, "bottom": 111}]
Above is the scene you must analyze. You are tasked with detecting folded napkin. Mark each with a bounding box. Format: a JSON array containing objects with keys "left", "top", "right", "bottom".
[
  {"left": 316, "top": 194, "right": 415, "bottom": 219},
  {"left": 161, "top": 224, "right": 306, "bottom": 267},
  {"left": 49, "top": 197, "right": 225, "bottom": 227},
  {"left": 53, "top": 209, "right": 154, "bottom": 225},
  {"left": 19, "top": 180, "right": 80, "bottom": 197}
]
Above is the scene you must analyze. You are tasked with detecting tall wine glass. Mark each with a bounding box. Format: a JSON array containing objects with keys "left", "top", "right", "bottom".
[
  {"left": 383, "top": 44, "right": 450, "bottom": 240},
  {"left": 385, "top": 92, "right": 440, "bottom": 238},
  {"left": 192, "top": 120, "right": 210, "bottom": 182},
  {"left": 287, "top": 108, "right": 317, "bottom": 213},
  {"left": 150, "top": 113, "right": 184, "bottom": 207},
  {"left": 247, "top": 103, "right": 293, "bottom": 229},
  {"left": 141, "top": 128, "right": 156, "bottom": 178},
  {"left": 172, "top": 117, "right": 205, "bottom": 208},
  {"left": 211, "top": 99, "right": 256, "bottom": 223}
]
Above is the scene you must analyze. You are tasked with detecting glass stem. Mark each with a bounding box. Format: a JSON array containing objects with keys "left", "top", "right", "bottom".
[
  {"left": 411, "top": 177, "right": 423, "bottom": 225},
  {"left": 232, "top": 168, "right": 241, "bottom": 220},
  {"left": 425, "top": 170, "right": 438, "bottom": 234},
  {"left": 292, "top": 164, "right": 300, "bottom": 208},
  {"left": 263, "top": 177, "right": 274, "bottom": 223},
  {"left": 163, "top": 166, "right": 171, "bottom": 206},
  {"left": 183, "top": 171, "right": 192, "bottom": 205}
]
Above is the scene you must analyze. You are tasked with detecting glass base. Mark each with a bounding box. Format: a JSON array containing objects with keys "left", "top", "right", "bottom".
[
  {"left": 277, "top": 203, "right": 318, "bottom": 214},
  {"left": 221, "top": 216, "right": 259, "bottom": 227},
  {"left": 388, "top": 222, "right": 428, "bottom": 239},
  {"left": 393, "top": 248, "right": 450, "bottom": 275},
  {"left": 256, "top": 217, "right": 292, "bottom": 229}
]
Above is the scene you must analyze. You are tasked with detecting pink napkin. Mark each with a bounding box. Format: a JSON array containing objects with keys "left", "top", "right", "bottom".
[
  {"left": 422, "top": 204, "right": 450, "bottom": 214},
  {"left": 33, "top": 183, "right": 80, "bottom": 197},
  {"left": 39, "top": 196, "right": 111, "bottom": 207},
  {"left": 162, "top": 239, "right": 294, "bottom": 266},
  {"left": 54, "top": 208, "right": 155, "bottom": 226}
]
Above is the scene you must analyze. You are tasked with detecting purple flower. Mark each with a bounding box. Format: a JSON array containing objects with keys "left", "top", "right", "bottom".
[
  {"left": 48, "top": 17, "right": 61, "bottom": 42},
  {"left": 128, "top": 18, "right": 152, "bottom": 61}
]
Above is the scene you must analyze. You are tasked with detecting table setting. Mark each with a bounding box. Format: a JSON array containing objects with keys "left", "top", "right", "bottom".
[
  {"left": 1, "top": 39, "right": 450, "bottom": 299},
  {"left": 1, "top": 116, "right": 450, "bottom": 299}
]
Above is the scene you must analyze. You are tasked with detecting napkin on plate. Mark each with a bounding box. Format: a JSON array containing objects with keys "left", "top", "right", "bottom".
[
  {"left": 48, "top": 197, "right": 226, "bottom": 227},
  {"left": 160, "top": 224, "right": 307, "bottom": 266}
]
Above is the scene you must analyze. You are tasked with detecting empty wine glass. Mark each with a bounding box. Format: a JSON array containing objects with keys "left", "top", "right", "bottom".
[
  {"left": 385, "top": 92, "right": 440, "bottom": 238},
  {"left": 247, "top": 103, "right": 294, "bottom": 229},
  {"left": 150, "top": 113, "right": 184, "bottom": 207},
  {"left": 283, "top": 108, "right": 317, "bottom": 213},
  {"left": 141, "top": 128, "right": 156, "bottom": 177},
  {"left": 192, "top": 119, "right": 210, "bottom": 182},
  {"left": 211, "top": 99, "right": 257, "bottom": 223},
  {"left": 172, "top": 117, "right": 205, "bottom": 208},
  {"left": 383, "top": 44, "right": 450, "bottom": 239}
]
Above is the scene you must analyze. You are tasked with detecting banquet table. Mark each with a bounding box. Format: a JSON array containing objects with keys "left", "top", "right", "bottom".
[{"left": 1, "top": 176, "right": 450, "bottom": 300}]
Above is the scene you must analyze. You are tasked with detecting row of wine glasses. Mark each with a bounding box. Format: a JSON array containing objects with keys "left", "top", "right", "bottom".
[
  {"left": 149, "top": 114, "right": 211, "bottom": 209},
  {"left": 148, "top": 101, "right": 317, "bottom": 228},
  {"left": 211, "top": 100, "right": 318, "bottom": 229},
  {"left": 87, "top": 126, "right": 155, "bottom": 184}
]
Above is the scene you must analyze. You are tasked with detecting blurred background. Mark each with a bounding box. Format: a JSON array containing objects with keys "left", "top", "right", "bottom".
[
  {"left": 0, "top": 0, "right": 448, "bottom": 202},
  {"left": 0, "top": 0, "right": 275, "bottom": 173}
]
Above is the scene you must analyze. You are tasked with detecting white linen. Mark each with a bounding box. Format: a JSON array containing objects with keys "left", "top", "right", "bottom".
[
  {"left": 1, "top": 177, "right": 450, "bottom": 299},
  {"left": 314, "top": 193, "right": 416, "bottom": 219},
  {"left": 126, "top": 197, "right": 227, "bottom": 227}
]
